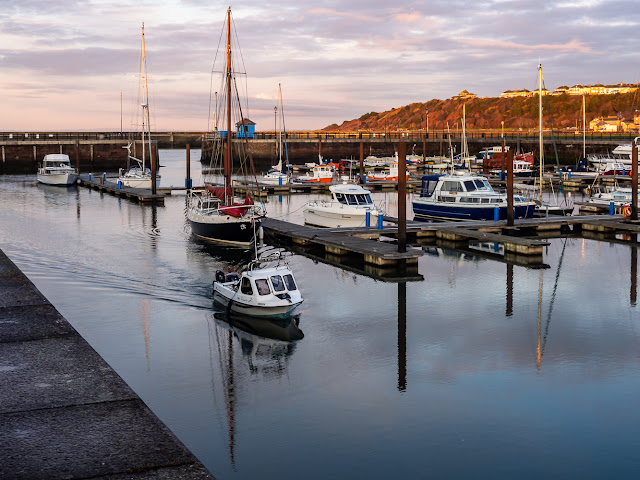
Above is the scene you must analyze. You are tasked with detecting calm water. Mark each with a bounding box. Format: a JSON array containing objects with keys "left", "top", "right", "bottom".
[{"left": 1, "top": 150, "right": 639, "bottom": 479}]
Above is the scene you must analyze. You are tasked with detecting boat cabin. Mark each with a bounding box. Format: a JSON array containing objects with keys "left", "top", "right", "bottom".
[
  {"left": 42, "top": 154, "right": 72, "bottom": 168},
  {"left": 240, "top": 269, "right": 299, "bottom": 299},
  {"left": 331, "top": 185, "right": 373, "bottom": 206}
]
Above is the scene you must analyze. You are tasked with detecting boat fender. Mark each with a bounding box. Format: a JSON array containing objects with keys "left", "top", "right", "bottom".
[{"left": 214, "top": 270, "right": 226, "bottom": 283}]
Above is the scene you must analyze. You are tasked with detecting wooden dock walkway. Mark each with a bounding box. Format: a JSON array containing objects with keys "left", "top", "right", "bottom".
[
  {"left": 78, "top": 174, "right": 165, "bottom": 205},
  {"left": 262, "top": 218, "right": 422, "bottom": 267}
]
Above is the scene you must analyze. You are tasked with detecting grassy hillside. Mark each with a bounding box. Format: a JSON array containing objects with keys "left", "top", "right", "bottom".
[{"left": 323, "top": 92, "right": 640, "bottom": 132}]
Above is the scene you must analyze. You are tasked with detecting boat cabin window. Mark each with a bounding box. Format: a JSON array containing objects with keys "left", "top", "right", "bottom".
[
  {"left": 335, "top": 193, "right": 347, "bottom": 204},
  {"left": 441, "top": 180, "right": 462, "bottom": 192},
  {"left": 357, "top": 194, "right": 372, "bottom": 205},
  {"left": 255, "top": 279, "right": 271, "bottom": 296},
  {"left": 241, "top": 277, "right": 253, "bottom": 295},
  {"left": 420, "top": 176, "right": 440, "bottom": 197},
  {"left": 283, "top": 274, "right": 297, "bottom": 291},
  {"left": 270, "top": 275, "right": 286, "bottom": 292},
  {"left": 345, "top": 194, "right": 357, "bottom": 205},
  {"left": 464, "top": 180, "right": 477, "bottom": 192}
]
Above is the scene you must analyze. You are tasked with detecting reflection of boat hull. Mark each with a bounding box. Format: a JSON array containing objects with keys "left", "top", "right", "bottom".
[
  {"left": 214, "top": 291, "right": 302, "bottom": 318},
  {"left": 188, "top": 215, "right": 259, "bottom": 245},
  {"left": 37, "top": 172, "right": 78, "bottom": 186},
  {"left": 413, "top": 203, "right": 535, "bottom": 221}
]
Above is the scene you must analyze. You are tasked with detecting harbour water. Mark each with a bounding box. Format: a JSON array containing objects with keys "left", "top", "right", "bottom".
[{"left": 1, "top": 150, "right": 639, "bottom": 479}]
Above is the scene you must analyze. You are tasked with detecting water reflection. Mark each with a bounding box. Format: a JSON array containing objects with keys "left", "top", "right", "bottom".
[{"left": 207, "top": 310, "right": 303, "bottom": 469}]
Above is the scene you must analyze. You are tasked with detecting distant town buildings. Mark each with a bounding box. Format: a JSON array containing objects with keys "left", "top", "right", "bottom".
[
  {"left": 499, "top": 82, "right": 637, "bottom": 98},
  {"left": 589, "top": 111, "right": 640, "bottom": 133}
]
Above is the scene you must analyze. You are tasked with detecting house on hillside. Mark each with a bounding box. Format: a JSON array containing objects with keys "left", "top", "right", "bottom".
[
  {"left": 589, "top": 115, "right": 623, "bottom": 132},
  {"left": 452, "top": 89, "right": 478, "bottom": 100},
  {"left": 499, "top": 89, "right": 532, "bottom": 98},
  {"left": 552, "top": 85, "right": 570, "bottom": 95}
]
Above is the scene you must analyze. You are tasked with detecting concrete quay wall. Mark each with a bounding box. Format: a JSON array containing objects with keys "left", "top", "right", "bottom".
[{"left": 0, "top": 248, "right": 214, "bottom": 479}]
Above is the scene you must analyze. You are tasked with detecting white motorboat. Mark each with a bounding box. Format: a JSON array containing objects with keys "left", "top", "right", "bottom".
[
  {"left": 37, "top": 154, "right": 78, "bottom": 186},
  {"left": 490, "top": 160, "right": 535, "bottom": 177},
  {"left": 302, "top": 183, "right": 384, "bottom": 228},
  {"left": 213, "top": 252, "right": 303, "bottom": 319},
  {"left": 588, "top": 185, "right": 635, "bottom": 206},
  {"left": 117, "top": 23, "right": 161, "bottom": 190}
]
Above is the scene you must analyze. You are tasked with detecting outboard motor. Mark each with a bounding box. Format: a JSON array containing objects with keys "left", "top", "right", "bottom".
[{"left": 214, "top": 270, "right": 226, "bottom": 283}]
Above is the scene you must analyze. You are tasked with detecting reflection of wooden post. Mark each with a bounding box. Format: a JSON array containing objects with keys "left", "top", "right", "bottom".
[
  {"left": 186, "top": 143, "right": 191, "bottom": 189},
  {"left": 397, "top": 282, "right": 407, "bottom": 392},
  {"left": 632, "top": 139, "right": 638, "bottom": 220},
  {"left": 507, "top": 149, "right": 514, "bottom": 226},
  {"left": 397, "top": 142, "right": 407, "bottom": 253},
  {"left": 632, "top": 243, "right": 637, "bottom": 306},
  {"left": 506, "top": 264, "right": 513, "bottom": 316},
  {"left": 151, "top": 144, "right": 157, "bottom": 195},
  {"left": 359, "top": 142, "right": 364, "bottom": 184}
]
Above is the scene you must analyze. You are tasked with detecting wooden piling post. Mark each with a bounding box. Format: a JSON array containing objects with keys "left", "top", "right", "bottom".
[
  {"left": 318, "top": 135, "right": 322, "bottom": 161},
  {"left": 507, "top": 148, "right": 514, "bottom": 226},
  {"left": 632, "top": 139, "right": 637, "bottom": 220},
  {"left": 397, "top": 142, "right": 407, "bottom": 253},
  {"left": 359, "top": 142, "right": 364, "bottom": 183},
  {"left": 75, "top": 141, "right": 80, "bottom": 173},
  {"left": 151, "top": 144, "right": 157, "bottom": 195},
  {"left": 186, "top": 143, "right": 191, "bottom": 189}
]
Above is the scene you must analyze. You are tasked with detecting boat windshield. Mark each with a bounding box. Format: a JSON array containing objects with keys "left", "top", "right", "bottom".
[
  {"left": 270, "top": 275, "right": 286, "bottom": 292},
  {"left": 255, "top": 279, "right": 271, "bottom": 296},
  {"left": 241, "top": 277, "right": 253, "bottom": 295},
  {"left": 336, "top": 193, "right": 373, "bottom": 205},
  {"left": 283, "top": 274, "right": 297, "bottom": 291},
  {"left": 476, "top": 179, "right": 492, "bottom": 190},
  {"left": 464, "top": 180, "right": 477, "bottom": 192}
]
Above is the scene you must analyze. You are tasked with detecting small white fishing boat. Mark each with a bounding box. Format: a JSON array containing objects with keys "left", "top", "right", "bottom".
[
  {"left": 295, "top": 164, "right": 335, "bottom": 183},
  {"left": 366, "top": 162, "right": 410, "bottom": 182},
  {"left": 303, "top": 183, "right": 384, "bottom": 228},
  {"left": 213, "top": 251, "right": 303, "bottom": 319},
  {"left": 37, "top": 154, "right": 78, "bottom": 186}
]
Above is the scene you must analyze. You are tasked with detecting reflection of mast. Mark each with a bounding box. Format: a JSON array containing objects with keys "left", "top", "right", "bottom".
[
  {"left": 536, "top": 271, "right": 543, "bottom": 372},
  {"left": 632, "top": 243, "right": 638, "bottom": 305},
  {"left": 397, "top": 282, "right": 407, "bottom": 392},
  {"left": 140, "top": 298, "right": 151, "bottom": 371},
  {"left": 224, "top": 330, "right": 236, "bottom": 467}
]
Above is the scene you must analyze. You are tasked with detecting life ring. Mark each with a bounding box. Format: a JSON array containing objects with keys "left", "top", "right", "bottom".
[{"left": 623, "top": 205, "right": 632, "bottom": 218}]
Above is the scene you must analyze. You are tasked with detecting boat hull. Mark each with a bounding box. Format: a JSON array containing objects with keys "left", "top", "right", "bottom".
[
  {"left": 119, "top": 177, "right": 161, "bottom": 189},
  {"left": 37, "top": 172, "right": 78, "bottom": 186},
  {"left": 188, "top": 215, "right": 260, "bottom": 245},
  {"left": 303, "top": 206, "right": 381, "bottom": 228},
  {"left": 412, "top": 201, "right": 536, "bottom": 221},
  {"left": 214, "top": 291, "right": 302, "bottom": 319}
]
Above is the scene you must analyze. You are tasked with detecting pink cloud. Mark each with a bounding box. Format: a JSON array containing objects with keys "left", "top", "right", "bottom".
[{"left": 463, "top": 37, "right": 593, "bottom": 54}]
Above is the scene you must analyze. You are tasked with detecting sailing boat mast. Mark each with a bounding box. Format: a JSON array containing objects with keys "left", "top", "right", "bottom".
[
  {"left": 582, "top": 94, "right": 586, "bottom": 160},
  {"left": 538, "top": 62, "right": 544, "bottom": 203},
  {"left": 140, "top": 22, "right": 150, "bottom": 173},
  {"left": 225, "top": 7, "right": 232, "bottom": 201}
]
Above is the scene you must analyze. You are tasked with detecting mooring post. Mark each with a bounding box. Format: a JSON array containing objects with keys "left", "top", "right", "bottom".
[
  {"left": 185, "top": 143, "right": 191, "bottom": 189},
  {"left": 397, "top": 142, "right": 407, "bottom": 253},
  {"left": 501, "top": 138, "right": 506, "bottom": 185},
  {"left": 75, "top": 141, "right": 80, "bottom": 173},
  {"left": 507, "top": 149, "right": 514, "bottom": 226},
  {"left": 359, "top": 142, "right": 365, "bottom": 184},
  {"left": 151, "top": 144, "right": 157, "bottom": 195},
  {"left": 632, "top": 139, "right": 637, "bottom": 220}
]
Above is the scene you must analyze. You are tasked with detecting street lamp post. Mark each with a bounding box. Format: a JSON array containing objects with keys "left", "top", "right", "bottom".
[{"left": 501, "top": 120, "right": 504, "bottom": 138}]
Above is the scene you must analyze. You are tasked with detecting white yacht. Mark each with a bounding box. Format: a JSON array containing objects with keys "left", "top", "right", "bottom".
[
  {"left": 37, "top": 154, "right": 78, "bottom": 186},
  {"left": 303, "top": 183, "right": 384, "bottom": 228}
]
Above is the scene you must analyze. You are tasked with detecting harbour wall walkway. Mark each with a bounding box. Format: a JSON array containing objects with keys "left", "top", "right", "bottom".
[
  {"left": 0, "top": 248, "right": 213, "bottom": 479},
  {"left": 1, "top": 130, "right": 636, "bottom": 173}
]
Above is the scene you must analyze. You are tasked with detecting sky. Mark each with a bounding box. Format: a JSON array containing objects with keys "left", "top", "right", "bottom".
[{"left": 1, "top": 0, "right": 639, "bottom": 132}]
